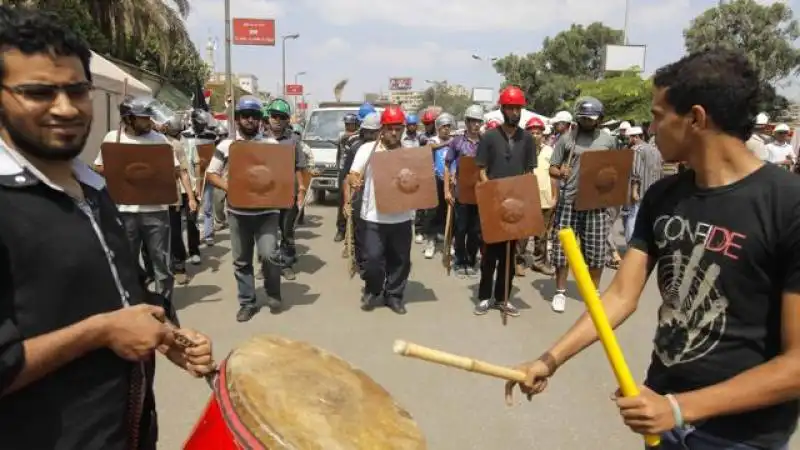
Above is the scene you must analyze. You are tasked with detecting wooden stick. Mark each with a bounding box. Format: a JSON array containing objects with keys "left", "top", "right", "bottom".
[
  {"left": 393, "top": 340, "right": 526, "bottom": 383},
  {"left": 502, "top": 240, "right": 511, "bottom": 326},
  {"left": 442, "top": 202, "right": 453, "bottom": 275}
]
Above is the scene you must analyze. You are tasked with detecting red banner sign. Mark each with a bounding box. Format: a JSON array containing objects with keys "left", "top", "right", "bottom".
[
  {"left": 389, "top": 77, "right": 413, "bottom": 91},
  {"left": 233, "top": 19, "right": 276, "bottom": 46},
  {"left": 285, "top": 84, "right": 303, "bottom": 96}
]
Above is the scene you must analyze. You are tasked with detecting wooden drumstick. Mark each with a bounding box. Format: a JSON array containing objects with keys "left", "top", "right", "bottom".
[{"left": 393, "top": 340, "right": 527, "bottom": 383}]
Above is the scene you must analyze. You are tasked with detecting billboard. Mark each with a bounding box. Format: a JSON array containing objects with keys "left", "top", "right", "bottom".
[
  {"left": 389, "top": 77, "right": 413, "bottom": 91},
  {"left": 472, "top": 87, "right": 494, "bottom": 103},
  {"left": 285, "top": 84, "right": 303, "bottom": 96},
  {"left": 233, "top": 19, "right": 276, "bottom": 46},
  {"left": 604, "top": 44, "right": 646, "bottom": 72}
]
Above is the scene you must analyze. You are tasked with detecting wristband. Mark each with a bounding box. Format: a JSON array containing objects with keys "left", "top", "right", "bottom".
[
  {"left": 537, "top": 351, "right": 558, "bottom": 376},
  {"left": 665, "top": 394, "right": 684, "bottom": 428}
]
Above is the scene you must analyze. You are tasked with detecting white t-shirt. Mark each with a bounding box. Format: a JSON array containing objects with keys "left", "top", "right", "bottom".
[
  {"left": 766, "top": 141, "right": 794, "bottom": 164},
  {"left": 96, "top": 130, "right": 179, "bottom": 213},
  {"left": 349, "top": 140, "right": 414, "bottom": 224}
]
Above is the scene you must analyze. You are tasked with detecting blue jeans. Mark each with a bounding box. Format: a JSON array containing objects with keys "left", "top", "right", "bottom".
[
  {"left": 653, "top": 426, "right": 788, "bottom": 450},
  {"left": 623, "top": 202, "right": 640, "bottom": 243},
  {"left": 202, "top": 183, "right": 215, "bottom": 240},
  {"left": 228, "top": 212, "right": 281, "bottom": 306}
]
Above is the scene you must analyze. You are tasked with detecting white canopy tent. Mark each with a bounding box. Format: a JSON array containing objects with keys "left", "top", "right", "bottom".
[
  {"left": 483, "top": 108, "right": 550, "bottom": 128},
  {"left": 80, "top": 51, "right": 152, "bottom": 165}
]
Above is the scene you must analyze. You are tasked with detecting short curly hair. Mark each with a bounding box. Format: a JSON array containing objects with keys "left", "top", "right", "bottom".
[
  {"left": 0, "top": 6, "right": 92, "bottom": 83},
  {"left": 653, "top": 49, "right": 760, "bottom": 141}
]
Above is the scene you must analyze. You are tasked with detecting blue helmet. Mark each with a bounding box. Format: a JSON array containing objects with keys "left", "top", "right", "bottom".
[
  {"left": 236, "top": 95, "right": 263, "bottom": 114},
  {"left": 406, "top": 113, "right": 419, "bottom": 125},
  {"left": 358, "top": 103, "right": 376, "bottom": 121},
  {"left": 574, "top": 96, "right": 604, "bottom": 119},
  {"left": 343, "top": 113, "right": 359, "bottom": 125}
]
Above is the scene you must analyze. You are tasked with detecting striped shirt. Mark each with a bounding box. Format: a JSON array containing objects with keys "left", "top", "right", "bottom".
[{"left": 632, "top": 142, "right": 663, "bottom": 197}]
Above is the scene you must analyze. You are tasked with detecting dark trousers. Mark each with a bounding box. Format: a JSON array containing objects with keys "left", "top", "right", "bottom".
[
  {"left": 170, "top": 194, "right": 200, "bottom": 269},
  {"left": 454, "top": 202, "right": 480, "bottom": 266},
  {"left": 361, "top": 220, "right": 412, "bottom": 300},
  {"left": 278, "top": 204, "right": 298, "bottom": 266},
  {"left": 478, "top": 241, "right": 516, "bottom": 302},
  {"left": 422, "top": 177, "right": 446, "bottom": 239}
]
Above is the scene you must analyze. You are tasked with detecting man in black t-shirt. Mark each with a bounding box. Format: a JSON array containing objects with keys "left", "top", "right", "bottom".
[{"left": 505, "top": 49, "right": 800, "bottom": 449}]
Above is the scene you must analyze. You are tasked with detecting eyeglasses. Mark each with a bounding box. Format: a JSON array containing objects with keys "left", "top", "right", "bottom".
[{"left": 1, "top": 81, "right": 93, "bottom": 103}]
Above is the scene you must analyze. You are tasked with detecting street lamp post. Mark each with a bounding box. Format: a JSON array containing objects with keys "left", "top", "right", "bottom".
[
  {"left": 223, "top": 0, "right": 234, "bottom": 133},
  {"left": 294, "top": 71, "right": 306, "bottom": 113},
  {"left": 281, "top": 33, "right": 300, "bottom": 99}
]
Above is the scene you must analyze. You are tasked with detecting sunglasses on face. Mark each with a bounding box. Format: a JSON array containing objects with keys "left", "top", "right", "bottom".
[{"left": 2, "top": 81, "right": 93, "bottom": 103}]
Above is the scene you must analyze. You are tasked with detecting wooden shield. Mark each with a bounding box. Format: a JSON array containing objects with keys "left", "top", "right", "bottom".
[
  {"left": 227, "top": 142, "right": 295, "bottom": 209},
  {"left": 196, "top": 143, "right": 216, "bottom": 174},
  {"left": 456, "top": 157, "right": 480, "bottom": 205},
  {"left": 100, "top": 143, "right": 178, "bottom": 205},
  {"left": 476, "top": 174, "right": 544, "bottom": 244},
  {"left": 372, "top": 146, "right": 438, "bottom": 214},
  {"left": 574, "top": 149, "right": 634, "bottom": 211}
]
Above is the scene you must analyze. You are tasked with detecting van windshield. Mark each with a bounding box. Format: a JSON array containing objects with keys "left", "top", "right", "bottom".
[{"left": 304, "top": 109, "right": 355, "bottom": 143}]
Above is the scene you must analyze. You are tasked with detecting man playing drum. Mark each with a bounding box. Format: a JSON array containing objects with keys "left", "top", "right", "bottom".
[
  {"left": 0, "top": 8, "right": 215, "bottom": 449},
  {"left": 507, "top": 49, "right": 800, "bottom": 450}
]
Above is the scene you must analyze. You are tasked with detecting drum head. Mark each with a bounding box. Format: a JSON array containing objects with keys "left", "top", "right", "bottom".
[{"left": 223, "top": 335, "right": 426, "bottom": 449}]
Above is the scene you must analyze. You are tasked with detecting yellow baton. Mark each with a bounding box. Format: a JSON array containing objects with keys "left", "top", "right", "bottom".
[{"left": 558, "top": 228, "right": 660, "bottom": 448}]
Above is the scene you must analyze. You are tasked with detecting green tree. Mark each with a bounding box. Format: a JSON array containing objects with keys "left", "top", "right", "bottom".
[
  {"left": 417, "top": 84, "right": 474, "bottom": 119},
  {"left": 575, "top": 71, "right": 652, "bottom": 122},
  {"left": 684, "top": 0, "right": 800, "bottom": 84},
  {"left": 493, "top": 22, "right": 623, "bottom": 116}
]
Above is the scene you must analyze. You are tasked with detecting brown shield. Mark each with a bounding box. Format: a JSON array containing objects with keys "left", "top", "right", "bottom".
[
  {"left": 476, "top": 174, "right": 544, "bottom": 244},
  {"left": 575, "top": 149, "right": 634, "bottom": 211},
  {"left": 196, "top": 143, "right": 216, "bottom": 175},
  {"left": 456, "top": 156, "right": 480, "bottom": 205},
  {"left": 227, "top": 142, "right": 295, "bottom": 209},
  {"left": 100, "top": 142, "right": 179, "bottom": 205},
  {"left": 372, "top": 146, "right": 438, "bottom": 215}
]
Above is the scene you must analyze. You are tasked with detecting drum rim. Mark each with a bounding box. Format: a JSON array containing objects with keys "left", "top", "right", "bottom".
[{"left": 216, "top": 356, "right": 267, "bottom": 450}]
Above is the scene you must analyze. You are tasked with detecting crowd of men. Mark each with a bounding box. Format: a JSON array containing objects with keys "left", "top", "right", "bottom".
[{"left": 4, "top": 4, "right": 800, "bottom": 450}]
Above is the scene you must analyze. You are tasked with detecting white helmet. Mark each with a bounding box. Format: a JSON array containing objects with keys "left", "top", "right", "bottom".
[
  {"left": 552, "top": 110, "right": 573, "bottom": 124},
  {"left": 361, "top": 112, "right": 381, "bottom": 130},
  {"left": 464, "top": 105, "right": 484, "bottom": 121},
  {"left": 755, "top": 112, "right": 769, "bottom": 126},
  {"left": 435, "top": 112, "right": 455, "bottom": 128}
]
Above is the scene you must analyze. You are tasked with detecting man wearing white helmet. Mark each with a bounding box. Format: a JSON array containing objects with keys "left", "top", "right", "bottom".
[
  {"left": 745, "top": 112, "right": 772, "bottom": 161},
  {"left": 444, "top": 105, "right": 484, "bottom": 277},
  {"left": 421, "top": 112, "right": 455, "bottom": 259},
  {"left": 549, "top": 110, "right": 572, "bottom": 147},
  {"left": 766, "top": 123, "right": 795, "bottom": 169}
]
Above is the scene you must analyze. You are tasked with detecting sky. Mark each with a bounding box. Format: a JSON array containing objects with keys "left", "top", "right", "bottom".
[{"left": 183, "top": 0, "right": 800, "bottom": 106}]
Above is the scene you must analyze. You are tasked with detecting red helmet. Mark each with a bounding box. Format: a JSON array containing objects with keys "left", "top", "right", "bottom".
[
  {"left": 486, "top": 120, "right": 501, "bottom": 130},
  {"left": 525, "top": 117, "right": 545, "bottom": 130},
  {"left": 421, "top": 109, "right": 437, "bottom": 124},
  {"left": 381, "top": 105, "right": 406, "bottom": 125},
  {"left": 499, "top": 86, "right": 526, "bottom": 106}
]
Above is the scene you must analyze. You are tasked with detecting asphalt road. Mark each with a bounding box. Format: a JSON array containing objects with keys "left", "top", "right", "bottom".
[{"left": 155, "top": 200, "right": 800, "bottom": 450}]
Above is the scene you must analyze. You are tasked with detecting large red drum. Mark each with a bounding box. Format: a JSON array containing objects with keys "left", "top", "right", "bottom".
[{"left": 184, "top": 335, "right": 427, "bottom": 449}]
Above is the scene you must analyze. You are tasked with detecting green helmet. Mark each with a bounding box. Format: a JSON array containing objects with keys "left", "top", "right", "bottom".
[{"left": 267, "top": 98, "right": 291, "bottom": 116}]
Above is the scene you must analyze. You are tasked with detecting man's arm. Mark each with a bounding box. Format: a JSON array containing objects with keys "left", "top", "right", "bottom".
[
  {"left": 525, "top": 135, "right": 537, "bottom": 173},
  {"left": 675, "top": 206, "right": 800, "bottom": 422},
  {"left": 545, "top": 192, "right": 657, "bottom": 369},
  {"left": 475, "top": 134, "right": 490, "bottom": 182},
  {"left": 549, "top": 136, "right": 566, "bottom": 179},
  {"left": 205, "top": 150, "right": 227, "bottom": 191}
]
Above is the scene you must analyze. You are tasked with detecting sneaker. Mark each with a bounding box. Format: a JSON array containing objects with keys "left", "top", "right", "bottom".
[
  {"left": 334, "top": 231, "right": 345, "bottom": 242},
  {"left": 464, "top": 265, "right": 479, "bottom": 278},
  {"left": 474, "top": 299, "right": 493, "bottom": 315},
  {"left": 281, "top": 267, "right": 296, "bottom": 281},
  {"left": 265, "top": 296, "right": 283, "bottom": 313},
  {"left": 552, "top": 292, "right": 567, "bottom": 313},
  {"left": 500, "top": 302, "right": 521, "bottom": 317},
  {"left": 236, "top": 305, "right": 259, "bottom": 322},
  {"left": 204, "top": 237, "right": 214, "bottom": 247},
  {"left": 423, "top": 241, "right": 435, "bottom": 259},
  {"left": 415, "top": 234, "right": 425, "bottom": 244},
  {"left": 189, "top": 254, "right": 201, "bottom": 265}
]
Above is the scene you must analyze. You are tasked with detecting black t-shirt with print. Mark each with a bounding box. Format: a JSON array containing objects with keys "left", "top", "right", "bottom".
[{"left": 630, "top": 164, "right": 800, "bottom": 447}]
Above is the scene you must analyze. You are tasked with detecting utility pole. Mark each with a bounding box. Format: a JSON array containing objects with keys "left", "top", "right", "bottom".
[
  {"left": 622, "top": 0, "right": 630, "bottom": 44},
  {"left": 224, "top": 0, "right": 234, "bottom": 133}
]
